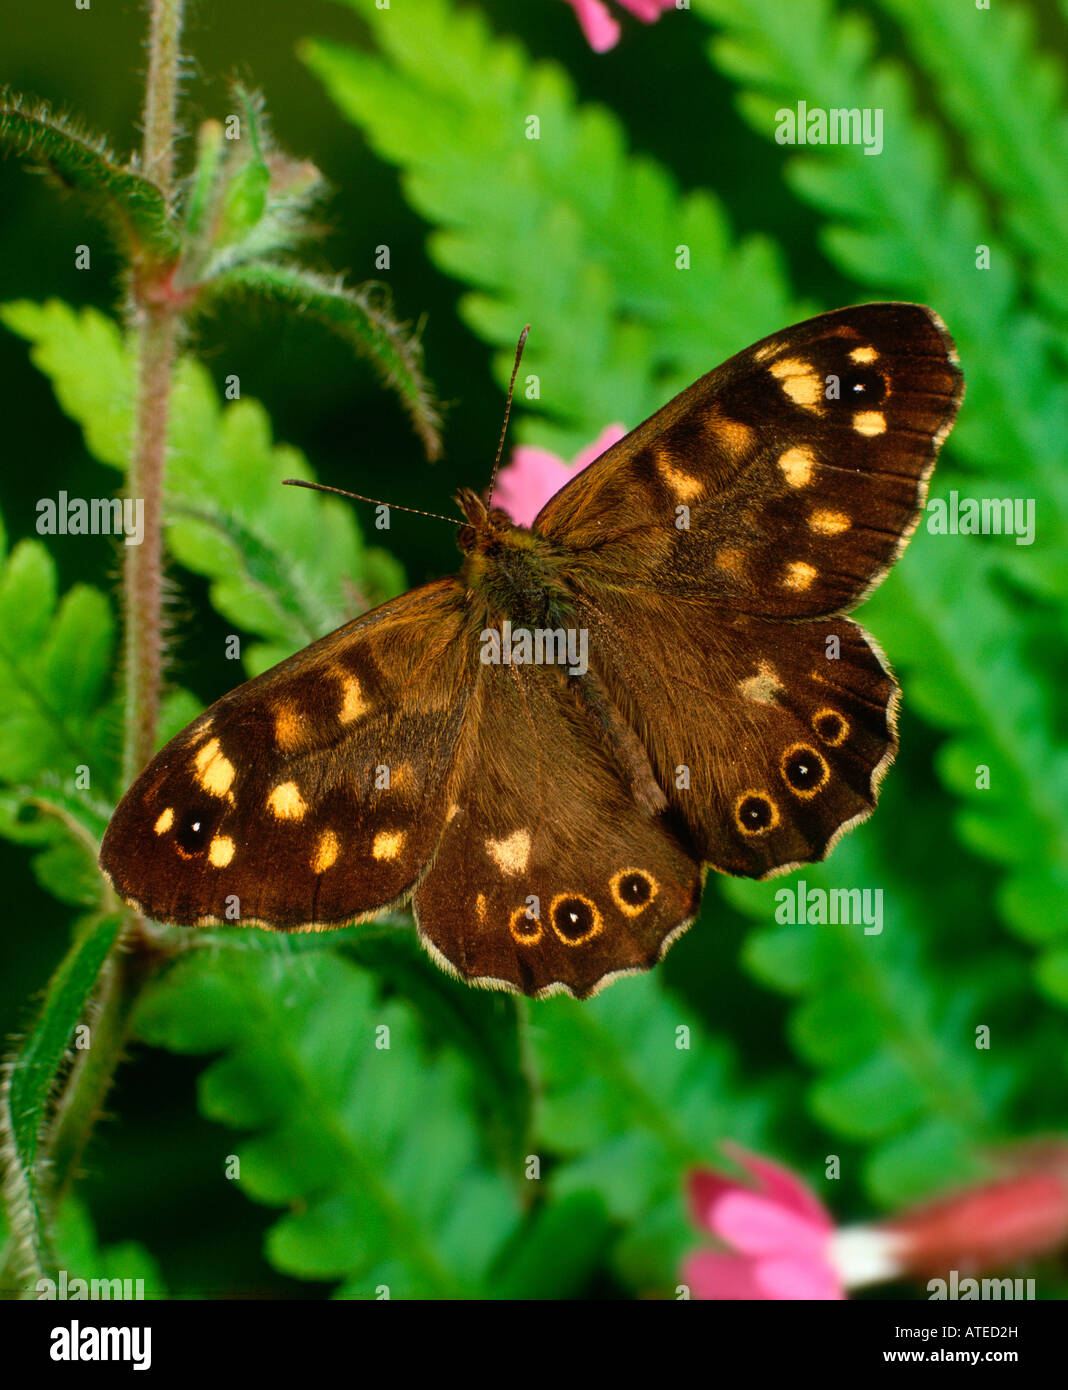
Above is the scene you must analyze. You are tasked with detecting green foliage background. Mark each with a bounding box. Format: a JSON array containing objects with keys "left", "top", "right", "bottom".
[{"left": 1, "top": 0, "right": 1066, "bottom": 1299}]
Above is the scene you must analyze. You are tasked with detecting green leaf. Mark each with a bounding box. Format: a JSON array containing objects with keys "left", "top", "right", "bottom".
[
  {"left": 0, "top": 518, "right": 122, "bottom": 901},
  {"left": 1, "top": 299, "right": 406, "bottom": 673},
  {"left": 0, "top": 91, "right": 176, "bottom": 258},
  {"left": 1, "top": 912, "right": 122, "bottom": 1289},
  {"left": 531, "top": 973, "right": 769, "bottom": 1292},
  {"left": 210, "top": 263, "right": 442, "bottom": 461},
  {"left": 51, "top": 1196, "right": 166, "bottom": 1298},
  {"left": 303, "top": 0, "right": 796, "bottom": 460},
  {"left": 875, "top": 0, "right": 1068, "bottom": 328},
  {"left": 133, "top": 945, "right": 523, "bottom": 1298}
]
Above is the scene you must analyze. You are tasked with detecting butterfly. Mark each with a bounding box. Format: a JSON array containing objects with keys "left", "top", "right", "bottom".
[{"left": 99, "top": 303, "right": 963, "bottom": 998}]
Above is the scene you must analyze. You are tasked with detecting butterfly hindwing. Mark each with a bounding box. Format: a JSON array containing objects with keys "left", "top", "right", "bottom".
[
  {"left": 537, "top": 303, "right": 962, "bottom": 618},
  {"left": 99, "top": 581, "right": 473, "bottom": 928},
  {"left": 569, "top": 583, "right": 897, "bottom": 877},
  {"left": 413, "top": 660, "right": 701, "bottom": 998}
]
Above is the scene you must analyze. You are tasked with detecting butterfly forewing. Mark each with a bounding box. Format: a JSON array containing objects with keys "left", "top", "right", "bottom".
[
  {"left": 537, "top": 303, "right": 963, "bottom": 618},
  {"left": 100, "top": 581, "right": 474, "bottom": 928}
]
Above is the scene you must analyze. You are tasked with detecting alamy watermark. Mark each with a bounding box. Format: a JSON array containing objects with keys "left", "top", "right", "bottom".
[
  {"left": 775, "top": 101, "right": 883, "bottom": 156},
  {"left": 775, "top": 880, "right": 883, "bottom": 935},
  {"left": 480, "top": 620, "right": 588, "bottom": 677},
  {"left": 926, "top": 491, "right": 1035, "bottom": 545},
  {"left": 37, "top": 492, "right": 144, "bottom": 546}
]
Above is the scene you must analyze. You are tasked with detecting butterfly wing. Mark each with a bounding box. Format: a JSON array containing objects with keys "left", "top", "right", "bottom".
[
  {"left": 535, "top": 303, "right": 962, "bottom": 617},
  {"left": 412, "top": 659, "right": 701, "bottom": 998},
  {"left": 99, "top": 580, "right": 474, "bottom": 928},
  {"left": 569, "top": 583, "right": 897, "bottom": 877},
  {"left": 534, "top": 303, "right": 961, "bottom": 878}
]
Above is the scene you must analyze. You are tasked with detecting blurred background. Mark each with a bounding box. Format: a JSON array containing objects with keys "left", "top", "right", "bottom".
[{"left": 1, "top": 0, "right": 1066, "bottom": 1299}]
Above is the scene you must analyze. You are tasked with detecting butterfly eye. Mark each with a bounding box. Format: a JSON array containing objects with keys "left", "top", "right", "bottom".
[
  {"left": 840, "top": 365, "right": 887, "bottom": 405},
  {"left": 735, "top": 793, "right": 779, "bottom": 836},
  {"left": 781, "top": 745, "right": 830, "bottom": 798},
  {"left": 610, "top": 868, "right": 658, "bottom": 917},
  {"left": 173, "top": 803, "right": 222, "bottom": 857},
  {"left": 549, "top": 894, "right": 603, "bottom": 945}
]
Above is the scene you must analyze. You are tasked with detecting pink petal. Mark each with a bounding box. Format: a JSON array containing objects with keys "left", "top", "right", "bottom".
[
  {"left": 722, "top": 1142, "right": 834, "bottom": 1230},
  {"left": 493, "top": 446, "right": 574, "bottom": 527},
  {"left": 572, "top": 422, "right": 627, "bottom": 470},
  {"left": 565, "top": 0, "right": 621, "bottom": 52},
  {"left": 713, "top": 1190, "right": 831, "bottom": 1256},
  {"left": 688, "top": 1169, "right": 739, "bottom": 1233},
  {"left": 616, "top": 0, "right": 675, "bottom": 21},
  {"left": 493, "top": 425, "right": 627, "bottom": 526},
  {"left": 683, "top": 1252, "right": 773, "bottom": 1300},
  {"left": 756, "top": 1255, "right": 845, "bottom": 1301}
]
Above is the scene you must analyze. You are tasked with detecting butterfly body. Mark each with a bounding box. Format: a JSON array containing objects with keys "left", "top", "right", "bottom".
[
  {"left": 100, "top": 304, "right": 963, "bottom": 997},
  {"left": 457, "top": 491, "right": 573, "bottom": 631}
]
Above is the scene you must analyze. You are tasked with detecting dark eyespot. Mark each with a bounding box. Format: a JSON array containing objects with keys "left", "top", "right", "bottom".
[
  {"left": 610, "top": 869, "right": 658, "bottom": 917},
  {"left": 814, "top": 710, "right": 847, "bottom": 746},
  {"left": 174, "top": 804, "right": 219, "bottom": 856},
  {"left": 840, "top": 366, "right": 886, "bottom": 405},
  {"left": 552, "top": 896, "right": 598, "bottom": 942},
  {"left": 782, "top": 745, "right": 829, "bottom": 796},
  {"left": 510, "top": 907, "right": 541, "bottom": 942},
  {"left": 736, "top": 794, "right": 776, "bottom": 835},
  {"left": 619, "top": 873, "right": 652, "bottom": 906}
]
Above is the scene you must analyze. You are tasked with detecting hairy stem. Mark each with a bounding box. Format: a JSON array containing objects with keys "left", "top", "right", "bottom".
[
  {"left": 43, "top": 944, "right": 164, "bottom": 1215},
  {"left": 123, "top": 312, "right": 176, "bottom": 783},
  {"left": 124, "top": 0, "right": 184, "bottom": 780},
  {"left": 140, "top": 0, "right": 184, "bottom": 197}
]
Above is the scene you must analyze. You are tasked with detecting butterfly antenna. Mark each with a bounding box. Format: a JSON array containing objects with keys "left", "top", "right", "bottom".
[
  {"left": 485, "top": 324, "right": 530, "bottom": 507},
  {"left": 282, "top": 478, "right": 460, "bottom": 525}
]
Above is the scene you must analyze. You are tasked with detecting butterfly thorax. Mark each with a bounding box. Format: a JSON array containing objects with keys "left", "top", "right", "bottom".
[{"left": 456, "top": 487, "right": 571, "bottom": 628}]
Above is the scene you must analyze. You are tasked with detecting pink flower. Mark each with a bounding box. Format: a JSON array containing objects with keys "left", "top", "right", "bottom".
[
  {"left": 683, "top": 1142, "right": 1068, "bottom": 1300},
  {"left": 685, "top": 1146, "right": 852, "bottom": 1300},
  {"left": 563, "top": 0, "right": 676, "bottom": 54},
  {"left": 493, "top": 423, "right": 626, "bottom": 527}
]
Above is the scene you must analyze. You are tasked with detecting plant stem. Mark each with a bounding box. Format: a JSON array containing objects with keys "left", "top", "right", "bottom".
[
  {"left": 141, "top": 0, "right": 184, "bottom": 197},
  {"left": 123, "top": 314, "right": 176, "bottom": 783},
  {"left": 43, "top": 946, "right": 164, "bottom": 1214},
  {"left": 123, "top": 0, "right": 184, "bottom": 782}
]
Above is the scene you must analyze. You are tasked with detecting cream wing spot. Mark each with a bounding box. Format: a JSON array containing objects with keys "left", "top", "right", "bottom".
[
  {"left": 738, "top": 660, "right": 783, "bottom": 704},
  {"left": 656, "top": 455, "right": 703, "bottom": 502},
  {"left": 268, "top": 781, "right": 306, "bottom": 819},
  {"left": 274, "top": 702, "right": 303, "bottom": 753},
  {"left": 770, "top": 358, "right": 823, "bottom": 409},
  {"left": 809, "top": 509, "right": 851, "bottom": 535},
  {"left": 850, "top": 345, "right": 878, "bottom": 364},
  {"left": 312, "top": 830, "right": 340, "bottom": 873},
  {"left": 854, "top": 410, "right": 887, "bottom": 437},
  {"left": 154, "top": 807, "right": 174, "bottom": 836},
  {"left": 783, "top": 561, "right": 817, "bottom": 592},
  {"left": 194, "top": 738, "right": 235, "bottom": 797},
  {"left": 208, "top": 835, "right": 235, "bottom": 868},
  {"left": 372, "top": 830, "right": 406, "bottom": 861},
  {"left": 486, "top": 829, "right": 532, "bottom": 876},
  {"left": 778, "top": 446, "right": 816, "bottom": 488},
  {"left": 337, "top": 672, "right": 369, "bottom": 723}
]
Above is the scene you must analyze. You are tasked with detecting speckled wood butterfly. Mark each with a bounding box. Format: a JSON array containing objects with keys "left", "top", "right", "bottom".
[{"left": 100, "top": 304, "right": 963, "bottom": 998}]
